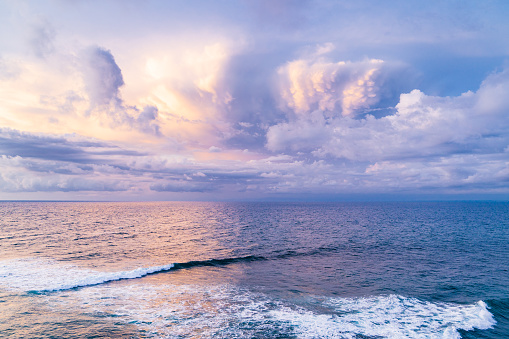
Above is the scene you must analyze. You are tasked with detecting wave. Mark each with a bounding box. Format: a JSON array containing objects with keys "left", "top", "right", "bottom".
[
  {"left": 0, "top": 256, "right": 265, "bottom": 292},
  {"left": 36, "top": 282, "right": 497, "bottom": 339},
  {"left": 0, "top": 257, "right": 498, "bottom": 338},
  {"left": 0, "top": 249, "right": 350, "bottom": 293},
  {"left": 171, "top": 255, "right": 265, "bottom": 270},
  {"left": 273, "top": 295, "right": 496, "bottom": 339}
]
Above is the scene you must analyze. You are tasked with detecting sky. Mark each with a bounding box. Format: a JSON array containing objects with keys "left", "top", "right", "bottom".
[{"left": 0, "top": 0, "right": 509, "bottom": 201}]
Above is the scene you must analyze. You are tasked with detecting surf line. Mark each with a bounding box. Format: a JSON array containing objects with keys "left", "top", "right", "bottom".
[
  {"left": 29, "top": 248, "right": 346, "bottom": 293},
  {"left": 30, "top": 255, "right": 267, "bottom": 293}
]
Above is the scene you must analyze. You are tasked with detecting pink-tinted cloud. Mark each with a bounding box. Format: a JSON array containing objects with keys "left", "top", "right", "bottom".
[
  {"left": 277, "top": 56, "right": 385, "bottom": 116},
  {"left": 0, "top": 0, "right": 508, "bottom": 200}
]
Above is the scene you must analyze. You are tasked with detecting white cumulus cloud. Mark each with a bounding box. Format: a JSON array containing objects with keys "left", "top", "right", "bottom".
[{"left": 277, "top": 57, "right": 385, "bottom": 117}]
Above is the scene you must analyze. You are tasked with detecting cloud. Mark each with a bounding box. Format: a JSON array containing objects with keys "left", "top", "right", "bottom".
[
  {"left": 269, "top": 65, "right": 509, "bottom": 160},
  {"left": 0, "top": 128, "right": 144, "bottom": 163},
  {"left": 29, "top": 19, "right": 56, "bottom": 58},
  {"left": 82, "top": 47, "right": 125, "bottom": 109},
  {"left": 150, "top": 180, "right": 216, "bottom": 193},
  {"left": 80, "top": 46, "right": 163, "bottom": 137},
  {"left": 0, "top": 155, "right": 129, "bottom": 193},
  {"left": 219, "top": 46, "right": 409, "bottom": 152},
  {"left": 0, "top": 129, "right": 91, "bottom": 163},
  {"left": 208, "top": 146, "right": 222, "bottom": 153},
  {"left": 262, "top": 65, "right": 509, "bottom": 197},
  {"left": 0, "top": 122, "right": 507, "bottom": 197},
  {"left": 474, "top": 66, "right": 509, "bottom": 116},
  {"left": 1, "top": 0, "right": 508, "bottom": 199},
  {"left": 277, "top": 56, "right": 385, "bottom": 117},
  {"left": 266, "top": 110, "right": 330, "bottom": 152},
  {"left": 364, "top": 153, "right": 509, "bottom": 193},
  {"left": 135, "top": 105, "right": 161, "bottom": 136},
  {"left": 143, "top": 41, "right": 234, "bottom": 105}
]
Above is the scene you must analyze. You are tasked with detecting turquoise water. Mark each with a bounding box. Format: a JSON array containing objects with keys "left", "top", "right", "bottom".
[{"left": 0, "top": 201, "right": 507, "bottom": 338}]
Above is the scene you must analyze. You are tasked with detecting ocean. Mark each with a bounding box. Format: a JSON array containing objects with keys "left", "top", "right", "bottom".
[{"left": 0, "top": 201, "right": 507, "bottom": 338}]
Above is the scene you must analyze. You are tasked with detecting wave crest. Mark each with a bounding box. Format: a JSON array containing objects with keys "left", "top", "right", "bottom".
[{"left": 0, "top": 256, "right": 264, "bottom": 292}]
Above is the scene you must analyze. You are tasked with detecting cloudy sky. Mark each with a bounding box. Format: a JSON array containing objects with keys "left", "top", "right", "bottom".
[{"left": 0, "top": 0, "right": 508, "bottom": 201}]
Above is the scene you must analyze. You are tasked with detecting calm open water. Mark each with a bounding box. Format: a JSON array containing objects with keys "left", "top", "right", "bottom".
[{"left": 0, "top": 201, "right": 507, "bottom": 338}]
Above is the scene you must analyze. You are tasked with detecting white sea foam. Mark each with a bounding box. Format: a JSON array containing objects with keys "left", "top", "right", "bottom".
[
  {"left": 0, "top": 258, "right": 497, "bottom": 338},
  {"left": 50, "top": 283, "right": 496, "bottom": 339},
  {"left": 270, "top": 295, "right": 496, "bottom": 339},
  {"left": 0, "top": 257, "right": 174, "bottom": 292}
]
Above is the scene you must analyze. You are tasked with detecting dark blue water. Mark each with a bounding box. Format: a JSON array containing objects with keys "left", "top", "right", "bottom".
[{"left": 0, "top": 201, "right": 507, "bottom": 338}]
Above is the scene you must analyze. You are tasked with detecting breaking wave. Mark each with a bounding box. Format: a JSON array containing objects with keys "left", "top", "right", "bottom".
[
  {"left": 0, "top": 256, "right": 264, "bottom": 292},
  {"left": 0, "top": 257, "right": 497, "bottom": 338}
]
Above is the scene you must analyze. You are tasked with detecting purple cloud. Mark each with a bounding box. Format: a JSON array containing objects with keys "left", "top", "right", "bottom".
[
  {"left": 83, "top": 47, "right": 124, "bottom": 109},
  {"left": 1, "top": 0, "right": 508, "bottom": 200}
]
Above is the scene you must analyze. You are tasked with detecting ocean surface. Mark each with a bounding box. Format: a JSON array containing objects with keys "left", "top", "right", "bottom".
[{"left": 0, "top": 201, "right": 507, "bottom": 338}]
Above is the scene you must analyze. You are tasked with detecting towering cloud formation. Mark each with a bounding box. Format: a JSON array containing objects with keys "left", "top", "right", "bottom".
[
  {"left": 268, "top": 66, "right": 509, "bottom": 159},
  {"left": 267, "top": 51, "right": 392, "bottom": 153},
  {"left": 0, "top": 0, "right": 508, "bottom": 200},
  {"left": 80, "top": 47, "right": 162, "bottom": 137},
  {"left": 278, "top": 58, "right": 384, "bottom": 117},
  {"left": 82, "top": 47, "right": 125, "bottom": 109}
]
